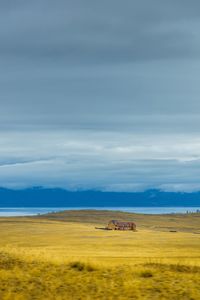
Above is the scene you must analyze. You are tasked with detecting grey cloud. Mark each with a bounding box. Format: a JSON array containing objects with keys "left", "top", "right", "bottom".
[
  {"left": 1, "top": 59, "right": 200, "bottom": 130},
  {"left": 0, "top": 1, "right": 200, "bottom": 191},
  {"left": 1, "top": 0, "right": 200, "bottom": 129},
  {"left": 0, "top": 1, "right": 199, "bottom": 64}
]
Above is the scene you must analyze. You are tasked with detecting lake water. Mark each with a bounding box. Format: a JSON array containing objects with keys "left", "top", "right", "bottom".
[{"left": 0, "top": 207, "right": 199, "bottom": 216}]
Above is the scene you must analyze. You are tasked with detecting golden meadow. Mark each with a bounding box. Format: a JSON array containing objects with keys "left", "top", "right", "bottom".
[{"left": 0, "top": 210, "right": 200, "bottom": 299}]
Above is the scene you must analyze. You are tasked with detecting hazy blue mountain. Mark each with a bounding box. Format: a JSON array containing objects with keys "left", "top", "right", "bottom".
[{"left": 0, "top": 187, "right": 199, "bottom": 207}]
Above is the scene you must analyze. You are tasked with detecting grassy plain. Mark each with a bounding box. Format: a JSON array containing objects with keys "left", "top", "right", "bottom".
[{"left": 0, "top": 210, "right": 199, "bottom": 299}]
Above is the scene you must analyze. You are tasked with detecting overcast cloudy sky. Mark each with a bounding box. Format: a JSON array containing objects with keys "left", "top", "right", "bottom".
[{"left": 1, "top": 0, "right": 200, "bottom": 191}]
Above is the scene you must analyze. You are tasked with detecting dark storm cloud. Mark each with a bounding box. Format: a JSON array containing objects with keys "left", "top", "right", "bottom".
[
  {"left": 0, "top": 0, "right": 200, "bottom": 64},
  {"left": 1, "top": 0, "right": 200, "bottom": 122}
]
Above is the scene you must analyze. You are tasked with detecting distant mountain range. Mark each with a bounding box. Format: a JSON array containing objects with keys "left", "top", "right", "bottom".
[{"left": 0, "top": 187, "right": 200, "bottom": 207}]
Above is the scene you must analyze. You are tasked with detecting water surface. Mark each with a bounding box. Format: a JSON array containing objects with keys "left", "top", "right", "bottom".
[{"left": 0, "top": 207, "right": 199, "bottom": 216}]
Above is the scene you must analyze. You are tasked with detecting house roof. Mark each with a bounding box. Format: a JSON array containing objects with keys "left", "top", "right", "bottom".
[{"left": 109, "top": 220, "right": 136, "bottom": 226}]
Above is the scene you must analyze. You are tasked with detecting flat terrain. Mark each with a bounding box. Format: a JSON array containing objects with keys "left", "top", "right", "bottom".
[{"left": 0, "top": 210, "right": 199, "bottom": 299}]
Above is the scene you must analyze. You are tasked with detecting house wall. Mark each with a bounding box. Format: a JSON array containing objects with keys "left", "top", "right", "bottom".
[{"left": 107, "top": 221, "right": 136, "bottom": 231}]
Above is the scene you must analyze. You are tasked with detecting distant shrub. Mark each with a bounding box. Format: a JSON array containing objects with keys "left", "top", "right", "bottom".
[
  {"left": 144, "top": 263, "right": 200, "bottom": 274},
  {"left": 69, "top": 261, "right": 95, "bottom": 272},
  {"left": 140, "top": 270, "right": 153, "bottom": 278},
  {"left": 169, "top": 264, "right": 199, "bottom": 273},
  {"left": 0, "top": 252, "right": 21, "bottom": 270}
]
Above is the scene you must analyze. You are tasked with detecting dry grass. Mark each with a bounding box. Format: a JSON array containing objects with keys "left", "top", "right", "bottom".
[
  {"left": 37, "top": 209, "right": 200, "bottom": 233},
  {"left": 0, "top": 210, "right": 199, "bottom": 299}
]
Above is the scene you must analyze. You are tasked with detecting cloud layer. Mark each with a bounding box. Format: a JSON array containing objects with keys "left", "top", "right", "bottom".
[
  {"left": 0, "top": 130, "right": 200, "bottom": 192},
  {"left": 0, "top": 1, "right": 200, "bottom": 191}
]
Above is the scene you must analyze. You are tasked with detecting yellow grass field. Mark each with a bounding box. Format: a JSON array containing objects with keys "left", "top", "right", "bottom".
[{"left": 0, "top": 210, "right": 200, "bottom": 299}]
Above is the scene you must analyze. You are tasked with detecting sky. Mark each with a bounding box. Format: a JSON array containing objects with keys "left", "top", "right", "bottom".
[{"left": 1, "top": 0, "right": 200, "bottom": 191}]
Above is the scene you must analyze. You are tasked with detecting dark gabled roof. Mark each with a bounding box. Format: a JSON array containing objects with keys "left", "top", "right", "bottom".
[
  {"left": 110, "top": 220, "right": 119, "bottom": 224},
  {"left": 109, "top": 220, "right": 136, "bottom": 226}
]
